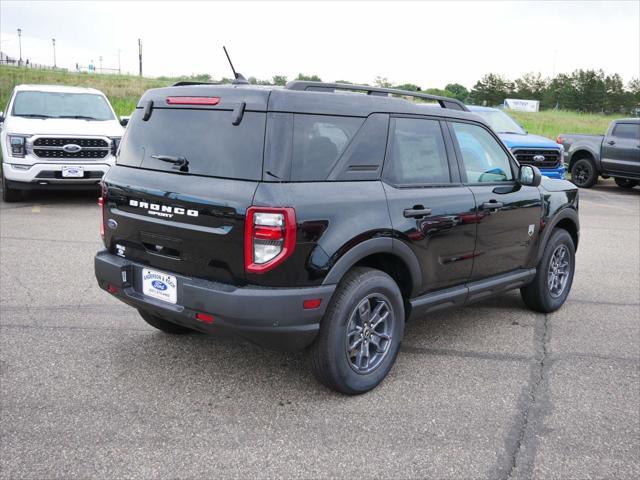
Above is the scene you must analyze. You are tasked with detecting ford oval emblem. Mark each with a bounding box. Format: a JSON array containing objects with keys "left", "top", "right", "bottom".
[
  {"left": 152, "top": 280, "right": 168, "bottom": 291},
  {"left": 533, "top": 154, "right": 546, "bottom": 163},
  {"left": 107, "top": 219, "right": 118, "bottom": 230},
  {"left": 62, "top": 143, "right": 82, "bottom": 153}
]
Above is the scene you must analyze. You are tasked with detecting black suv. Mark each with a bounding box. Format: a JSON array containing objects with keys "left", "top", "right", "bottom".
[{"left": 95, "top": 81, "right": 579, "bottom": 394}]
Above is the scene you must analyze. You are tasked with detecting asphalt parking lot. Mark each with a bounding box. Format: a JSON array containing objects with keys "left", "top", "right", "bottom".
[{"left": 0, "top": 180, "right": 638, "bottom": 479}]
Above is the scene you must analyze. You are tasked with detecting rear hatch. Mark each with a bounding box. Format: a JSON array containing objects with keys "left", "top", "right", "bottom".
[{"left": 102, "top": 85, "right": 270, "bottom": 285}]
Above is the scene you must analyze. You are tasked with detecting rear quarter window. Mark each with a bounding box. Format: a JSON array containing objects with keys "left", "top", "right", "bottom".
[{"left": 117, "top": 108, "right": 265, "bottom": 180}]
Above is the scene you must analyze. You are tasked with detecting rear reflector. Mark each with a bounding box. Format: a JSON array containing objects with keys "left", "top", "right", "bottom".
[
  {"left": 195, "top": 312, "right": 215, "bottom": 324},
  {"left": 106, "top": 284, "right": 120, "bottom": 294},
  {"left": 166, "top": 96, "right": 220, "bottom": 106},
  {"left": 303, "top": 299, "right": 322, "bottom": 310}
]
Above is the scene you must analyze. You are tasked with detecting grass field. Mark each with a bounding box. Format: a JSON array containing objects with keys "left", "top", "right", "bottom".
[{"left": 0, "top": 66, "right": 625, "bottom": 139}]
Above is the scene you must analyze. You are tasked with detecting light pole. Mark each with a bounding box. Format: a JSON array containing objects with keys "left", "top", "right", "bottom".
[
  {"left": 52, "top": 38, "right": 56, "bottom": 68},
  {"left": 99, "top": 55, "right": 103, "bottom": 73},
  {"left": 117, "top": 49, "right": 121, "bottom": 74},
  {"left": 17, "top": 28, "right": 22, "bottom": 65}
]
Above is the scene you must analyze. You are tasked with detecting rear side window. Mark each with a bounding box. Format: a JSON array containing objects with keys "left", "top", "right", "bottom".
[
  {"left": 384, "top": 117, "right": 451, "bottom": 185},
  {"left": 118, "top": 108, "right": 265, "bottom": 180},
  {"left": 291, "top": 115, "right": 363, "bottom": 181},
  {"left": 613, "top": 123, "right": 640, "bottom": 140}
]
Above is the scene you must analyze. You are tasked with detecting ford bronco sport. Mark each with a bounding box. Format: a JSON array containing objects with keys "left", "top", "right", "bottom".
[{"left": 94, "top": 81, "right": 579, "bottom": 394}]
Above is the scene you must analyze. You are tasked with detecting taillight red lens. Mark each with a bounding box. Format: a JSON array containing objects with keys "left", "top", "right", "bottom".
[
  {"left": 166, "top": 96, "right": 220, "bottom": 106},
  {"left": 556, "top": 135, "right": 562, "bottom": 144},
  {"left": 245, "top": 207, "right": 296, "bottom": 274}
]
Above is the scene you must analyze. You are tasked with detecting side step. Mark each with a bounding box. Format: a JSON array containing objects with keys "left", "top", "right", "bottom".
[{"left": 408, "top": 268, "right": 536, "bottom": 320}]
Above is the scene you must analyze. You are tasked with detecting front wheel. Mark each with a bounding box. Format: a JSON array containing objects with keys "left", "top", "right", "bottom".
[
  {"left": 614, "top": 178, "right": 639, "bottom": 189},
  {"left": 570, "top": 158, "right": 598, "bottom": 188},
  {"left": 521, "top": 229, "right": 575, "bottom": 313},
  {"left": 310, "top": 267, "right": 405, "bottom": 395}
]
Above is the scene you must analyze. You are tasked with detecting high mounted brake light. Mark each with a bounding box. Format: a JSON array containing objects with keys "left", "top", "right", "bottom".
[
  {"left": 245, "top": 207, "right": 296, "bottom": 274},
  {"left": 165, "top": 96, "right": 220, "bottom": 106}
]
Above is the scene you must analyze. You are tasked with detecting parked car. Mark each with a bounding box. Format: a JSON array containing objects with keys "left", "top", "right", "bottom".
[
  {"left": 467, "top": 106, "right": 566, "bottom": 179},
  {"left": 558, "top": 119, "right": 640, "bottom": 189},
  {"left": 0, "top": 84, "right": 126, "bottom": 202},
  {"left": 94, "top": 81, "right": 579, "bottom": 394}
]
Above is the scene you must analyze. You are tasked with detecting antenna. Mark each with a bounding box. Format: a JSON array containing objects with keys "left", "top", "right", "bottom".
[{"left": 223, "top": 46, "right": 249, "bottom": 85}]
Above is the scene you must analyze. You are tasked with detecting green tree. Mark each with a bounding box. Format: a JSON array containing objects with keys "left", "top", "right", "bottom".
[
  {"left": 470, "top": 73, "right": 514, "bottom": 106},
  {"left": 296, "top": 73, "right": 322, "bottom": 82},
  {"left": 514, "top": 72, "right": 547, "bottom": 101},
  {"left": 272, "top": 75, "right": 287, "bottom": 86},
  {"left": 374, "top": 76, "right": 393, "bottom": 88},
  {"left": 444, "top": 83, "right": 469, "bottom": 102},
  {"left": 394, "top": 83, "right": 421, "bottom": 92}
]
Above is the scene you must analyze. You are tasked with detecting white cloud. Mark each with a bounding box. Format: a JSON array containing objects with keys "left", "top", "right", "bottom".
[{"left": 1, "top": 0, "right": 638, "bottom": 87}]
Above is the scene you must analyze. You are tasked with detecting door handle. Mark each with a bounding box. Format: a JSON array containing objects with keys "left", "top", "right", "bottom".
[
  {"left": 403, "top": 206, "right": 432, "bottom": 218},
  {"left": 481, "top": 201, "right": 504, "bottom": 210},
  {"left": 607, "top": 140, "right": 616, "bottom": 145}
]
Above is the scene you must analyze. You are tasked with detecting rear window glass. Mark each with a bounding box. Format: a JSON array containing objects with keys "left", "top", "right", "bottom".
[
  {"left": 613, "top": 123, "right": 640, "bottom": 140},
  {"left": 117, "top": 108, "right": 265, "bottom": 180},
  {"left": 291, "top": 115, "right": 363, "bottom": 181},
  {"left": 384, "top": 117, "right": 450, "bottom": 185}
]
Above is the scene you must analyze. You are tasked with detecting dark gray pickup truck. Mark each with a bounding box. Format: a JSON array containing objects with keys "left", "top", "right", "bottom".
[{"left": 558, "top": 118, "right": 640, "bottom": 189}]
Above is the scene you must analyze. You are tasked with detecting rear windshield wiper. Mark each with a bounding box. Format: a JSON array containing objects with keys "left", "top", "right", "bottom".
[{"left": 151, "top": 154, "right": 189, "bottom": 172}]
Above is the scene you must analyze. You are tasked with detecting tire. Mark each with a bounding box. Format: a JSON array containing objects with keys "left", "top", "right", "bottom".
[
  {"left": 138, "top": 309, "right": 194, "bottom": 334},
  {"left": 521, "top": 229, "right": 575, "bottom": 313},
  {"left": 310, "top": 267, "right": 405, "bottom": 395},
  {"left": 1, "top": 171, "right": 22, "bottom": 202},
  {"left": 614, "top": 178, "right": 639, "bottom": 189},
  {"left": 570, "top": 157, "right": 598, "bottom": 188}
]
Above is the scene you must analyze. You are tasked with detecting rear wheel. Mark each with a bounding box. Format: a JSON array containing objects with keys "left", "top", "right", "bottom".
[
  {"left": 1, "top": 171, "right": 23, "bottom": 202},
  {"left": 311, "top": 267, "right": 404, "bottom": 395},
  {"left": 521, "top": 229, "right": 575, "bottom": 313},
  {"left": 614, "top": 178, "right": 639, "bottom": 189},
  {"left": 138, "top": 309, "right": 194, "bottom": 334},
  {"left": 570, "top": 157, "right": 598, "bottom": 188}
]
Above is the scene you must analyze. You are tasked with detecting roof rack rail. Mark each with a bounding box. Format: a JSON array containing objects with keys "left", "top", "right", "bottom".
[
  {"left": 285, "top": 81, "right": 469, "bottom": 111},
  {"left": 172, "top": 81, "right": 223, "bottom": 87}
]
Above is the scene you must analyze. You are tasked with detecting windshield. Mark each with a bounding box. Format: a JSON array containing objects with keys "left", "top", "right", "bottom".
[
  {"left": 12, "top": 91, "right": 115, "bottom": 121},
  {"left": 473, "top": 109, "right": 525, "bottom": 134}
]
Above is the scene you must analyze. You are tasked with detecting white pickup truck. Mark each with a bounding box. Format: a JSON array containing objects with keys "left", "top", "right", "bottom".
[{"left": 1, "top": 84, "right": 126, "bottom": 202}]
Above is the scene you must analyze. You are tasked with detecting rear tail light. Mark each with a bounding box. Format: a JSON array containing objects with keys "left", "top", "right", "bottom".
[
  {"left": 245, "top": 207, "right": 296, "bottom": 273},
  {"left": 556, "top": 135, "right": 563, "bottom": 144}
]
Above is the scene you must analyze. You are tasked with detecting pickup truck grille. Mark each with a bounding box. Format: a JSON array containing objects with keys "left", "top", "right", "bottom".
[
  {"left": 32, "top": 137, "right": 110, "bottom": 160},
  {"left": 512, "top": 149, "right": 560, "bottom": 168}
]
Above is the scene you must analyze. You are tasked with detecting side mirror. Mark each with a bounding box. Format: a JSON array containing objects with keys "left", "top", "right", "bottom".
[
  {"left": 519, "top": 165, "right": 542, "bottom": 187},
  {"left": 0, "top": 111, "right": 4, "bottom": 123},
  {"left": 119, "top": 116, "right": 130, "bottom": 127}
]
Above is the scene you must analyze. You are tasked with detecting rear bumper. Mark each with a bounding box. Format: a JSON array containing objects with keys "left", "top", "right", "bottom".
[
  {"left": 539, "top": 165, "right": 566, "bottom": 179},
  {"left": 94, "top": 251, "right": 336, "bottom": 350}
]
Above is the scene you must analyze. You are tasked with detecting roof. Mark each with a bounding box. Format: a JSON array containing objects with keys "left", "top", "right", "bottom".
[
  {"left": 139, "top": 83, "right": 486, "bottom": 124},
  {"left": 13, "top": 84, "right": 106, "bottom": 95},
  {"left": 615, "top": 118, "right": 640, "bottom": 123}
]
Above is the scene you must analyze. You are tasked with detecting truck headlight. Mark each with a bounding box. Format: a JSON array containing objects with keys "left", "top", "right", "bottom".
[{"left": 7, "top": 135, "right": 29, "bottom": 158}]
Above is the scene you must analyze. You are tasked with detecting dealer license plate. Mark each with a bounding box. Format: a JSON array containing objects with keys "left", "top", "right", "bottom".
[
  {"left": 62, "top": 166, "right": 84, "bottom": 178},
  {"left": 142, "top": 268, "right": 177, "bottom": 304}
]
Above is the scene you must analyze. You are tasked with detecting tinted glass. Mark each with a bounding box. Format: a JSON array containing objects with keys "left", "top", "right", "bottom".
[
  {"left": 291, "top": 115, "right": 363, "bottom": 181},
  {"left": 384, "top": 117, "right": 450, "bottom": 185},
  {"left": 613, "top": 123, "right": 640, "bottom": 140},
  {"left": 12, "top": 91, "right": 114, "bottom": 120},
  {"left": 452, "top": 122, "right": 514, "bottom": 183},
  {"left": 118, "top": 108, "right": 265, "bottom": 180}
]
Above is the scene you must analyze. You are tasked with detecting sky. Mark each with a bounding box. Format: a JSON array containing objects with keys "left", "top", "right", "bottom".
[{"left": 1, "top": 1, "right": 638, "bottom": 88}]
